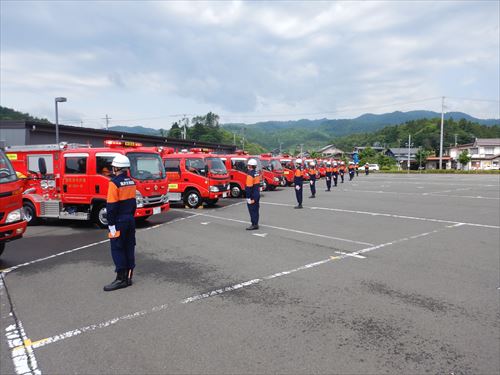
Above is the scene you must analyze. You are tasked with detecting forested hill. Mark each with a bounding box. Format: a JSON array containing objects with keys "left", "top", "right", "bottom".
[
  {"left": 222, "top": 110, "right": 499, "bottom": 151},
  {"left": 332, "top": 118, "right": 500, "bottom": 154},
  {"left": 0, "top": 106, "right": 50, "bottom": 123}
]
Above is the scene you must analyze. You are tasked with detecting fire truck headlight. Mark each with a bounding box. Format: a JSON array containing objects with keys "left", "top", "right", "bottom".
[
  {"left": 136, "top": 191, "right": 144, "bottom": 208},
  {"left": 6, "top": 208, "right": 23, "bottom": 223},
  {"left": 40, "top": 180, "right": 49, "bottom": 189},
  {"left": 273, "top": 177, "right": 280, "bottom": 182},
  {"left": 209, "top": 186, "right": 219, "bottom": 193}
]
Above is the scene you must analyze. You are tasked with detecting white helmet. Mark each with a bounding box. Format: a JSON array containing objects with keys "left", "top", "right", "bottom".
[
  {"left": 247, "top": 158, "right": 258, "bottom": 166},
  {"left": 112, "top": 154, "right": 130, "bottom": 168},
  {"left": 326, "top": 161, "right": 331, "bottom": 165},
  {"left": 310, "top": 161, "right": 316, "bottom": 166},
  {"left": 295, "top": 158, "right": 303, "bottom": 164}
]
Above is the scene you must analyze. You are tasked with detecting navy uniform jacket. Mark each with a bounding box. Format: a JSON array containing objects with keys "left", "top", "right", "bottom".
[
  {"left": 294, "top": 167, "right": 304, "bottom": 186},
  {"left": 106, "top": 173, "right": 137, "bottom": 226},
  {"left": 245, "top": 169, "right": 261, "bottom": 201}
]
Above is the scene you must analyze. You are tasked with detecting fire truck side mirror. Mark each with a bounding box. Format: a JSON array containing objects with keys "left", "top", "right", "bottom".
[{"left": 38, "top": 157, "right": 47, "bottom": 177}]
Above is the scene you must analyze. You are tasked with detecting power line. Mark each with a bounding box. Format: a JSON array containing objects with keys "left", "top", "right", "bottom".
[{"left": 446, "top": 96, "right": 500, "bottom": 103}]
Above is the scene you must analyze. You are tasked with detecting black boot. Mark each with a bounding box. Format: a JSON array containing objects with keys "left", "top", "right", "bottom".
[
  {"left": 103, "top": 270, "right": 128, "bottom": 292},
  {"left": 294, "top": 204, "right": 303, "bottom": 209},
  {"left": 246, "top": 225, "right": 259, "bottom": 230},
  {"left": 127, "top": 268, "right": 133, "bottom": 286}
]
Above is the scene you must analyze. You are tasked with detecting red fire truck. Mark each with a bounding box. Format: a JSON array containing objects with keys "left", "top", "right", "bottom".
[
  {"left": 260, "top": 153, "right": 284, "bottom": 189},
  {"left": 221, "top": 151, "right": 263, "bottom": 198},
  {"left": 0, "top": 149, "right": 28, "bottom": 257},
  {"left": 161, "top": 148, "right": 230, "bottom": 208},
  {"left": 6, "top": 140, "right": 169, "bottom": 228}
]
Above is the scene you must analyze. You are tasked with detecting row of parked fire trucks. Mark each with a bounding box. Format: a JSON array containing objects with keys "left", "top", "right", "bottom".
[{"left": 0, "top": 140, "right": 342, "bottom": 257}]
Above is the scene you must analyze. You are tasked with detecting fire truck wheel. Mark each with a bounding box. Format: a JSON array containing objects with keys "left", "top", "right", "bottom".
[
  {"left": 230, "top": 184, "right": 242, "bottom": 198},
  {"left": 23, "top": 201, "right": 40, "bottom": 225},
  {"left": 184, "top": 190, "right": 202, "bottom": 209},
  {"left": 262, "top": 180, "right": 268, "bottom": 191},
  {"left": 0, "top": 243, "right": 4, "bottom": 257},
  {"left": 280, "top": 179, "right": 287, "bottom": 187},
  {"left": 92, "top": 203, "right": 108, "bottom": 228}
]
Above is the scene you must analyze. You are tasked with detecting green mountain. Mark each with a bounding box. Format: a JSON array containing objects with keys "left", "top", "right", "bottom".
[{"left": 223, "top": 111, "right": 499, "bottom": 152}]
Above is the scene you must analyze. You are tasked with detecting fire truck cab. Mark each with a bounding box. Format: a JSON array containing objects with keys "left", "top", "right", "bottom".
[
  {"left": 161, "top": 148, "right": 230, "bottom": 208},
  {"left": 260, "top": 153, "right": 284, "bottom": 189},
  {"left": 6, "top": 140, "right": 169, "bottom": 228},
  {"left": 221, "top": 151, "right": 263, "bottom": 198},
  {"left": 0, "top": 149, "right": 27, "bottom": 257}
]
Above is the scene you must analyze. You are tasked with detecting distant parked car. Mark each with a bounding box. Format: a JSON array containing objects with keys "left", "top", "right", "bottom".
[{"left": 367, "top": 164, "right": 379, "bottom": 171}]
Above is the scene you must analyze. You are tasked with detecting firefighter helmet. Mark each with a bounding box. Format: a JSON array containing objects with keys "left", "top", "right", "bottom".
[
  {"left": 111, "top": 154, "right": 131, "bottom": 168},
  {"left": 295, "top": 158, "right": 303, "bottom": 164},
  {"left": 247, "top": 158, "right": 258, "bottom": 166}
]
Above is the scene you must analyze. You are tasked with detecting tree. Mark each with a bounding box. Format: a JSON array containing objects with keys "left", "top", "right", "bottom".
[
  {"left": 457, "top": 150, "right": 471, "bottom": 170},
  {"left": 415, "top": 148, "right": 431, "bottom": 169},
  {"left": 167, "top": 122, "right": 182, "bottom": 139}
]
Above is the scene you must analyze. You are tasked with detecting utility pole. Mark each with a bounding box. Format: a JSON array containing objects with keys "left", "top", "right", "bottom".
[
  {"left": 80, "top": 120, "right": 84, "bottom": 128},
  {"left": 279, "top": 141, "right": 283, "bottom": 154},
  {"left": 233, "top": 132, "right": 236, "bottom": 145},
  {"left": 407, "top": 134, "right": 411, "bottom": 174},
  {"left": 300, "top": 144, "right": 304, "bottom": 157},
  {"left": 439, "top": 96, "right": 445, "bottom": 169},
  {"left": 181, "top": 115, "right": 188, "bottom": 140},
  {"left": 102, "top": 114, "right": 111, "bottom": 130},
  {"left": 454, "top": 133, "right": 458, "bottom": 146}
]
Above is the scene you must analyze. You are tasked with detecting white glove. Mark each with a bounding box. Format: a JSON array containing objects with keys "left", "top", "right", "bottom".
[
  {"left": 310, "top": 181, "right": 314, "bottom": 185},
  {"left": 295, "top": 185, "right": 301, "bottom": 191},
  {"left": 108, "top": 225, "right": 116, "bottom": 236},
  {"left": 246, "top": 198, "right": 252, "bottom": 204}
]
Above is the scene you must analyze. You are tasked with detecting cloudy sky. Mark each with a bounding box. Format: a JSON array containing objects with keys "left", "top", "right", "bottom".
[{"left": 1, "top": 1, "right": 499, "bottom": 129}]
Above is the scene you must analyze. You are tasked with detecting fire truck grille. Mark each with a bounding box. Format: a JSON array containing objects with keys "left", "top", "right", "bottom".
[
  {"left": 213, "top": 184, "right": 229, "bottom": 191},
  {"left": 143, "top": 194, "right": 165, "bottom": 207}
]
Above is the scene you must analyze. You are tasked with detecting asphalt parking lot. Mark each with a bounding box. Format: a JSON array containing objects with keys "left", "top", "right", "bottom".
[{"left": 1, "top": 173, "right": 499, "bottom": 374}]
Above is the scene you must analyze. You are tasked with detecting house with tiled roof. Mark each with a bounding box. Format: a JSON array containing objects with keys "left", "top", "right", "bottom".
[{"left": 446, "top": 138, "right": 500, "bottom": 170}]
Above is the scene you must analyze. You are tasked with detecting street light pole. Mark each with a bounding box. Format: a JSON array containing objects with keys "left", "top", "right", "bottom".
[{"left": 54, "top": 97, "right": 67, "bottom": 145}]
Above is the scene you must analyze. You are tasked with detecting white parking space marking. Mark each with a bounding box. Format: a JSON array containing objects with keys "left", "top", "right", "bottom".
[
  {"left": 335, "top": 251, "right": 366, "bottom": 259},
  {"left": 178, "top": 211, "right": 374, "bottom": 246},
  {"left": 261, "top": 202, "right": 500, "bottom": 229},
  {"left": 252, "top": 233, "right": 268, "bottom": 238},
  {"left": 0, "top": 213, "right": 201, "bottom": 276},
  {"left": 14, "top": 223, "right": 462, "bottom": 353}
]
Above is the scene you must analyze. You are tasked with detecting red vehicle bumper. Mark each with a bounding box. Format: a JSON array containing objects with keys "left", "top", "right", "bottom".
[
  {"left": 208, "top": 190, "right": 230, "bottom": 199},
  {"left": 0, "top": 220, "right": 27, "bottom": 243},
  {"left": 135, "top": 202, "right": 170, "bottom": 218}
]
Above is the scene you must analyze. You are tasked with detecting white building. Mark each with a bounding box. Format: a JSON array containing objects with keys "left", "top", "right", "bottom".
[
  {"left": 447, "top": 138, "right": 500, "bottom": 170},
  {"left": 317, "top": 144, "right": 344, "bottom": 157}
]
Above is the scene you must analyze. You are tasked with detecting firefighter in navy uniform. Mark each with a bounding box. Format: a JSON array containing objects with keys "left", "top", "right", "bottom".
[
  {"left": 308, "top": 161, "right": 318, "bottom": 198},
  {"left": 103, "top": 154, "right": 137, "bottom": 292},
  {"left": 332, "top": 162, "right": 339, "bottom": 187},
  {"left": 365, "top": 163, "right": 370, "bottom": 175},
  {"left": 293, "top": 158, "right": 304, "bottom": 209},
  {"left": 245, "top": 158, "right": 260, "bottom": 230},
  {"left": 325, "top": 161, "right": 333, "bottom": 191},
  {"left": 339, "top": 161, "right": 346, "bottom": 183},
  {"left": 348, "top": 162, "right": 356, "bottom": 181}
]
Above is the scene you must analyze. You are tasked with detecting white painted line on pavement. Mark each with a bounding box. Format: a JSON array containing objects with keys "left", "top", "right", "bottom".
[
  {"left": 15, "top": 224, "right": 462, "bottom": 353},
  {"left": 252, "top": 233, "right": 268, "bottom": 238},
  {"left": 0, "top": 213, "right": 201, "bottom": 276},
  {"left": 261, "top": 202, "right": 500, "bottom": 229},
  {"left": 183, "top": 211, "right": 374, "bottom": 246},
  {"left": 335, "top": 251, "right": 366, "bottom": 259}
]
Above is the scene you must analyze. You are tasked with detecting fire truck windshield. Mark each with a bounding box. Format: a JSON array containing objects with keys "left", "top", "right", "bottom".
[
  {"left": 271, "top": 160, "right": 283, "bottom": 171},
  {"left": 0, "top": 151, "right": 17, "bottom": 184},
  {"left": 206, "top": 157, "right": 227, "bottom": 175},
  {"left": 126, "top": 152, "right": 166, "bottom": 181}
]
